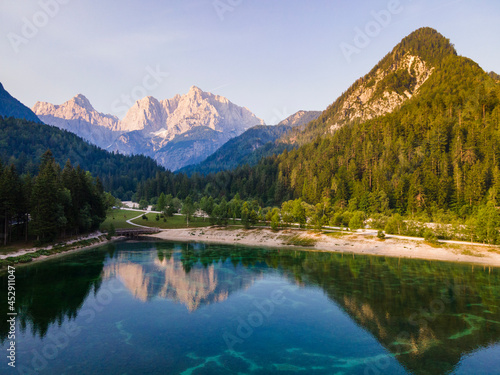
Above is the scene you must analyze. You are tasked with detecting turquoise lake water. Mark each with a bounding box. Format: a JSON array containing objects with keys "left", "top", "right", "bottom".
[{"left": 1, "top": 240, "right": 500, "bottom": 374}]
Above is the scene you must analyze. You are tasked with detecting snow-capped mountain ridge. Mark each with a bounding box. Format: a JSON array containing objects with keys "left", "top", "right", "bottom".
[{"left": 32, "top": 86, "right": 264, "bottom": 170}]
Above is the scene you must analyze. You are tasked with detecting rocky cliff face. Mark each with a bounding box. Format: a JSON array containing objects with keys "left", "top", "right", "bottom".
[
  {"left": 33, "top": 94, "right": 122, "bottom": 148},
  {"left": 278, "top": 110, "right": 322, "bottom": 128},
  {"left": 290, "top": 29, "right": 444, "bottom": 145},
  {"left": 118, "top": 86, "right": 263, "bottom": 138},
  {"left": 33, "top": 86, "right": 264, "bottom": 170},
  {"left": 327, "top": 53, "right": 433, "bottom": 133},
  {"left": 117, "top": 95, "right": 166, "bottom": 133}
]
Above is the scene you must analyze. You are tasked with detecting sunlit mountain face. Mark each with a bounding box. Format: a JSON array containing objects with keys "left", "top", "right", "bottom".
[{"left": 1, "top": 242, "right": 499, "bottom": 374}]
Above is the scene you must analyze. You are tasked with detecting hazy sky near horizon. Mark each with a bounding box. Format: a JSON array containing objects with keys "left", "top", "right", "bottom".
[{"left": 1, "top": 0, "right": 499, "bottom": 124}]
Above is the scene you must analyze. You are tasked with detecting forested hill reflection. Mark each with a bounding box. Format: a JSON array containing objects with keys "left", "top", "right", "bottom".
[
  {"left": 0, "top": 245, "right": 109, "bottom": 342},
  {"left": 102, "top": 242, "right": 264, "bottom": 310},
  {"left": 0, "top": 241, "right": 499, "bottom": 375},
  {"left": 276, "top": 251, "right": 500, "bottom": 375}
]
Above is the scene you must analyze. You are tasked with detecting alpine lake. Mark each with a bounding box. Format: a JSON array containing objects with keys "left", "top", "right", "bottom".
[{"left": 1, "top": 240, "right": 499, "bottom": 375}]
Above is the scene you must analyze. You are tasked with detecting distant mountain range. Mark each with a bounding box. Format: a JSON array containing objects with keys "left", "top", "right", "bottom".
[
  {"left": 0, "top": 83, "right": 166, "bottom": 199},
  {"left": 33, "top": 86, "right": 264, "bottom": 170},
  {"left": 0, "top": 79, "right": 321, "bottom": 196}
]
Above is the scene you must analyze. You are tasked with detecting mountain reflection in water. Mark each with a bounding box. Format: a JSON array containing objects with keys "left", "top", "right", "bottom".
[{"left": 102, "top": 243, "right": 262, "bottom": 310}]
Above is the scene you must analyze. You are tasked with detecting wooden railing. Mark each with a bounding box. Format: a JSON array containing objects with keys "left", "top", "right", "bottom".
[{"left": 115, "top": 228, "right": 160, "bottom": 237}]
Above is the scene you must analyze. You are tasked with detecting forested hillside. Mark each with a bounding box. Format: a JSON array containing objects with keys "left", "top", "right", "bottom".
[
  {"left": 135, "top": 28, "right": 500, "bottom": 244},
  {"left": 278, "top": 52, "right": 500, "bottom": 213},
  {"left": 179, "top": 124, "right": 294, "bottom": 176},
  {"left": 0, "top": 116, "right": 165, "bottom": 199},
  {"left": 0, "top": 83, "right": 42, "bottom": 123},
  {"left": 489, "top": 71, "right": 500, "bottom": 81}
]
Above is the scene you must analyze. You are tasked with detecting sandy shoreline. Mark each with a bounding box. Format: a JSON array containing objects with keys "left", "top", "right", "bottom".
[
  {"left": 148, "top": 227, "right": 500, "bottom": 267},
  {"left": 0, "top": 234, "right": 126, "bottom": 272}
]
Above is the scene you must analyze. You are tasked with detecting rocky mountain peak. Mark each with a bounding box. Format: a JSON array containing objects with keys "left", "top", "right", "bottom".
[
  {"left": 119, "top": 95, "right": 165, "bottom": 133},
  {"left": 278, "top": 110, "right": 322, "bottom": 128},
  {"left": 184, "top": 86, "right": 207, "bottom": 103},
  {"left": 33, "top": 95, "right": 119, "bottom": 127},
  {"left": 118, "top": 86, "right": 263, "bottom": 137},
  {"left": 72, "top": 94, "right": 93, "bottom": 110},
  {"left": 188, "top": 85, "right": 203, "bottom": 95},
  {"left": 325, "top": 52, "right": 434, "bottom": 134},
  {"left": 290, "top": 28, "right": 454, "bottom": 144}
]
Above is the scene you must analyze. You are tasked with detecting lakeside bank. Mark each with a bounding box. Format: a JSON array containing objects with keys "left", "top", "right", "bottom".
[
  {"left": 0, "top": 233, "right": 125, "bottom": 272},
  {"left": 148, "top": 227, "right": 500, "bottom": 268},
  {"left": 3, "top": 226, "right": 500, "bottom": 270}
]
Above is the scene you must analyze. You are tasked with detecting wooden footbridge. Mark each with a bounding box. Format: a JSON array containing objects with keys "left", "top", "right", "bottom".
[{"left": 116, "top": 228, "right": 160, "bottom": 237}]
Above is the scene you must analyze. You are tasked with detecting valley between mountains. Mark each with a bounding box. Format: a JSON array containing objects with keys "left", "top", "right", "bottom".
[
  {"left": 2, "top": 27, "right": 500, "bottom": 250},
  {"left": 2, "top": 1, "right": 500, "bottom": 372}
]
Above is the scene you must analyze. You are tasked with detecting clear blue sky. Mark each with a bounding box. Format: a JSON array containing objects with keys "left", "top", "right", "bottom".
[{"left": 1, "top": 0, "right": 499, "bottom": 124}]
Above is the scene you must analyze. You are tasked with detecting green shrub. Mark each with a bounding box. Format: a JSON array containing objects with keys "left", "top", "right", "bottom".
[
  {"left": 349, "top": 211, "right": 365, "bottom": 230},
  {"left": 106, "top": 223, "right": 116, "bottom": 240},
  {"left": 370, "top": 214, "right": 389, "bottom": 230},
  {"left": 17, "top": 254, "right": 34, "bottom": 263},
  {"left": 424, "top": 229, "right": 439, "bottom": 245},
  {"left": 37, "top": 249, "right": 51, "bottom": 256},
  {"left": 329, "top": 212, "right": 343, "bottom": 227},
  {"left": 270, "top": 212, "right": 281, "bottom": 231},
  {"left": 285, "top": 235, "right": 317, "bottom": 247},
  {"left": 385, "top": 214, "right": 405, "bottom": 235}
]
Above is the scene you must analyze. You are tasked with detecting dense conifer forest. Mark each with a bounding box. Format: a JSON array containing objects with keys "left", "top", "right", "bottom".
[
  {"left": 0, "top": 150, "right": 109, "bottom": 244},
  {"left": 0, "top": 116, "right": 165, "bottom": 199}
]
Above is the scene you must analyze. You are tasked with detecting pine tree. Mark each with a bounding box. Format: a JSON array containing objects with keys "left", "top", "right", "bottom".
[
  {"left": 0, "top": 164, "right": 21, "bottom": 245},
  {"left": 181, "top": 196, "right": 195, "bottom": 226},
  {"left": 31, "top": 150, "right": 65, "bottom": 242}
]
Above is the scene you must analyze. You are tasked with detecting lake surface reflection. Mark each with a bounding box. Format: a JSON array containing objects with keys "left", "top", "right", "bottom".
[{"left": 1, "top": 241, "right": 499, "bottom": 374}]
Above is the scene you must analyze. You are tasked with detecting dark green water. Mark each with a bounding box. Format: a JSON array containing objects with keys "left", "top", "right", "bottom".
[{"left": 1, "top": 241, "right": 500, "bottom": 375}]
